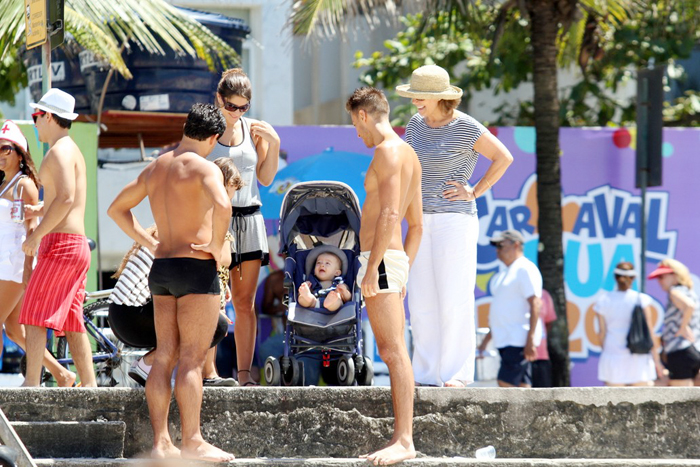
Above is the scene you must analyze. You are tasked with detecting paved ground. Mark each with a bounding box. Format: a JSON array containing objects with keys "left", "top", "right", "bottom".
[{"left": 0, "top": 372, "right": 23, "bottom": 387}]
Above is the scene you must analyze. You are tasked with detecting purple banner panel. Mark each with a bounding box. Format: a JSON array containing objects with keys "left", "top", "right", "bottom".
[{"left": 259, "top": 125, "right": 700, "bottom": 386}]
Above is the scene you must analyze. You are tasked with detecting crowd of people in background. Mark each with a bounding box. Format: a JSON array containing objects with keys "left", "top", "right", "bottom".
[{"left": 1, "top": 63, "right": 700, "bottom": 464}]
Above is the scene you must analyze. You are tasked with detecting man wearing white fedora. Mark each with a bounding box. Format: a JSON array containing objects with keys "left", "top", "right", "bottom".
[{"left": 19, "top": 88, "right": 97, "bottom": 387}]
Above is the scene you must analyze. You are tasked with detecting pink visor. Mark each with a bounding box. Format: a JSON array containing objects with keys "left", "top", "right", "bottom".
[{"left": 647, "top": 266, "right": 674, "bottom": 279}]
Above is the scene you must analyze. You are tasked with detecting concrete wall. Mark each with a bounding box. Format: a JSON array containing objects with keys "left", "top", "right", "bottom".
[{"left": 3, "top": 387, "right": 700, "bottom": 459}]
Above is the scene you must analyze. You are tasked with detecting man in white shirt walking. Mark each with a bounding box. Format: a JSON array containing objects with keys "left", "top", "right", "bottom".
[{"left": 478, "top": 230, "right": 542, "bottom": 387}]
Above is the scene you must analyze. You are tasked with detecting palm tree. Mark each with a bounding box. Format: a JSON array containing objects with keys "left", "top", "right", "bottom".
[
  {"left": 0, "top": 0, "right": 240, "bottom": 80},
  {"left": 289, "top": 0, "right": 639, "bottom": 386}
]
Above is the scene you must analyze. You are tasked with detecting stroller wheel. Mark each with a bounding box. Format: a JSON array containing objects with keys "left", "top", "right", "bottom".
[
  {"left": 337, "top": 355, "right": 356, "bottom": 386},
  {"left": 282, "top": 356, "right": 303, "bottom": 386},
  {"left": 358, "top": 357, "right": 374, "bottom": 386},
  {"left": 264, "top": 357, "right": 281, "bottom": 386}
]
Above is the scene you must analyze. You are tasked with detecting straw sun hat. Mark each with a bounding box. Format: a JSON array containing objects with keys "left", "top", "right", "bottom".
[{"left": 395, "top": 65, "right": 463, "bottom": 100}]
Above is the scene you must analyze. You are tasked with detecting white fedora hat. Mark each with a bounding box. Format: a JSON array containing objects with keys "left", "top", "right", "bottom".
[
  {"left": 395, "top": 65, "right": 463, "bottom": 100},
  {"left": 29, "top": 88, "right": 79, "bottom": 121}
]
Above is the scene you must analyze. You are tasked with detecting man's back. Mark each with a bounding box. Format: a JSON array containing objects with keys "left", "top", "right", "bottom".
[
  {"left": 40, "top": 136, "right": 87, "bottom": 236},
  {"left": 360, "top": 136, "right": 421, "bottom": 251},
  {"left": 145, "top": 150, "right": 220, "bottom": 259}
]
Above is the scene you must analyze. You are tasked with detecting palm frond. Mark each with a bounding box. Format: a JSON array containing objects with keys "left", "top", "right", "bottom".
[
  {"left": 0, "top": 0, "right": 240, "bottom": 78},
  {"left": 557, "top": 11, "right": 587, "bottom": 67},
  {"left": 288, "top": 0, "right": 401, "bottom": 37},
  {"left": 66, "top": 7, "right": 132, "bottom": 78},
  {"left": 578, "top": 0, "right": 641, "bottom": 23},
  {"left": 0, "top": 0, "right": 25, "bottom": 60}
]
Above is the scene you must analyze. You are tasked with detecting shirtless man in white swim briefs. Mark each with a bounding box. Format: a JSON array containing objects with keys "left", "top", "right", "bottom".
[{"left": 346, "top": 87, "right": 423, "bottom": 466}]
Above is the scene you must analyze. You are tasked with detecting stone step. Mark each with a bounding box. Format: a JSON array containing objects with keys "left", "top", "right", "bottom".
[
  {"left": 4, "top": 387, "right": 700, "bottom": 460},
  {"left": 11, "top": 421, "right": 125, "bottom": 458},
  {"left": 32, "top": 458, "right": 700, "bottom": 467}
]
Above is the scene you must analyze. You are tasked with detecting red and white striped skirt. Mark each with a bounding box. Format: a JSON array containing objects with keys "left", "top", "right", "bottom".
[{"left": 19, "top": 233, "right": 91, "bottom": 333}]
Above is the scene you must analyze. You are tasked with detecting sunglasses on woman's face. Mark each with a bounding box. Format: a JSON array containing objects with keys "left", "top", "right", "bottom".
[
  {"left": 222, "top": 101, "right": 250, "bottom": 113},
  {"left": 0, "top": 145, "right": 15, "bottom": 156},
  {"left": 32, "top": 110, "right": 46, "bottom": 123}
]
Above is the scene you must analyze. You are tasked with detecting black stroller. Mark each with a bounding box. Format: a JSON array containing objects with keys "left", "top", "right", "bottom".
[{"left": 263, "top": 181, "right": 373, "bottom": 386}]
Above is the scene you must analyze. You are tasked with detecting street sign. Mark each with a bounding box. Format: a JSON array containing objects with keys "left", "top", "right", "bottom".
[
  {"left": 48, "top": 0, "right": 64, "bottom": 50},
  {"left": 24, "top": 0, "right": 47, "bottom": 50}
]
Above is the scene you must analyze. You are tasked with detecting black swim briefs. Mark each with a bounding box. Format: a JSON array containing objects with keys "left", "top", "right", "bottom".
[{"left": 148, "top": 258, "right": 220, "bottom": 298}]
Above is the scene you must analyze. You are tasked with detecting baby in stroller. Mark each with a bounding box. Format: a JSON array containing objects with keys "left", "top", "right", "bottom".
[
  {"left": 297, "top": 246, "right": 351, "bottom": 313},
  {"left": 263, "top": 181, "right": 373, "bottom": 386}
]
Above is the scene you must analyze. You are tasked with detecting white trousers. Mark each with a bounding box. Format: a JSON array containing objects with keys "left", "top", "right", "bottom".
[{"left": 407, "top": 212, "right": 478, "bottom": 386}]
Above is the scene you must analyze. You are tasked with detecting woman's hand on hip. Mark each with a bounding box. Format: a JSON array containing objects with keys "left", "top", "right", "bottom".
[{"left": 443, "top": 181, "right": 476, "bottom": 201}]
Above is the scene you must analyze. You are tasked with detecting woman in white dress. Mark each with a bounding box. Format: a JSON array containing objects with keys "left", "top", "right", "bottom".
[{"left": 595, "top": 261, "right": 664, "bottom": 386}]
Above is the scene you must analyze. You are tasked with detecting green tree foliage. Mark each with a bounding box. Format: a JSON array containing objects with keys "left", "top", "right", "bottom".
[{"left": 353, "top": 1, "right": 700, "bottom": 127}]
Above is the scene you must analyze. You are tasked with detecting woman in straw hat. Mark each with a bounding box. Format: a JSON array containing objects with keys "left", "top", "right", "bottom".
[
  {"left": 648, "top": 258, "right": 700, "bottom": 386},
  {"left": 396, "top": 65, "right": 513, "bottom": 387},
  {"left": 0, "top": 120, "right": 77, "bottom": 386}
]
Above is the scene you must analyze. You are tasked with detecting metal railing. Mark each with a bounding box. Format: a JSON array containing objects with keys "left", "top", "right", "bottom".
[{"left": 0, "top": 407, "right": 35, "bottom": 467}]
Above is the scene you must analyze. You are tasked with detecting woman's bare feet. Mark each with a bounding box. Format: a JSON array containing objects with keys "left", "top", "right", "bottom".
[
  {"left": 151, "top": 441, "right": 180, "bottom": 459},
  {"left": 55, "top": 370, "right": 77, "bottom": 387},
  {"left": 323, "top": 290, "right": 342, "bottom": 312},
  {"left": 444, "top": 379, "right": 466, "bottom": 388},
  {"left": 181, "top": 440, "right": 235, "bottom": 463},
  {"left": 297, "top": 282, "right": 315, "bottom": 308},
  {"left": 361, "top": 438, "right": 416, "bottom": 466}
]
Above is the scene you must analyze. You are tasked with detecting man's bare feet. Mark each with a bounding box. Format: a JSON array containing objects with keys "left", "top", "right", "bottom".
[
  {"left": 181, "top": 440, "right": 235, "bottom": 463},
  {"left": 55, "top": 370, "right": 77, "bottom": 387},
  {"left": 361, "top": 439, "right": 416, "bottom": 466},
  {"left": 297, "top": 282, "right": 316, "bottom": 308},
  {"left": 151, "top": 441, "right": 181, "bottom": 459},
  {"left": 323, "top": 290, "right": 342, "bottom": 312}
]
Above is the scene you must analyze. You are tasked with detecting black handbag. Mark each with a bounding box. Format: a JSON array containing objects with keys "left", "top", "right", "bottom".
[{"left": 627, "top": 294, "right": 654, "bottom": 354}]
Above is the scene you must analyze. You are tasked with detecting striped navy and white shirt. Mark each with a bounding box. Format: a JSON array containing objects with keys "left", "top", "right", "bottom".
[
  {"left": 662, "top": 285, "right": 700, "bottom": 353},
  {"left": 109, "top": 247, "right": 154, "bottom": 307},
  {"left": 405, "top": 112, "right": 487, "bottom": 216}
]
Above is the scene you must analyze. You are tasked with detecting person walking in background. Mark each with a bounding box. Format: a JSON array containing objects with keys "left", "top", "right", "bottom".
[
  {"left": 531, "top": 289, "right": 557, "bottom": 388},
  {"left": 478, "top": 230, "right": 541, "bottom": 388},
  {"left": 19, "top": 89, "right": 96, "bottom": 388},
  {"left": 395, "top": 64, "right": 513, "bottom": 387},
  {"left": 595, "top": 262, "right": 662, "bottom": 386},
  {"left": 0, "top": 120, "right": 76, "bottom": 386},
  {"left": 108, "top": 104, "right": 234, "bottom": 462},
  {"left": 648, "top": 259, "right": 700, "bottom": 387},
  {"left": 208, "top": 68, "right": 280, "bottom": 386}
]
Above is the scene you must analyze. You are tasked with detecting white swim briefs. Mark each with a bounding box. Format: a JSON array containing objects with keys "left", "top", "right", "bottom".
[{"left": 357, "top": 249, "right": 409, "bottom": 294}]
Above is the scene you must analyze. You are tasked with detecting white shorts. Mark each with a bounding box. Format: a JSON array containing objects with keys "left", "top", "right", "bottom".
[{"left": 357, "top": 249, "right": 409, "bottom": 294}]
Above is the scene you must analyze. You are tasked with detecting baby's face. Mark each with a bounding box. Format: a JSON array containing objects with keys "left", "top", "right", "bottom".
[{"left": 314, "top": 253, "right": 342, "bottom": 281}]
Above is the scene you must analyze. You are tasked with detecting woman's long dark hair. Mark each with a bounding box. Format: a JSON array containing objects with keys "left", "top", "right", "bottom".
[{"left": 0, "top": 143, "right": 40, "bottom": 190}]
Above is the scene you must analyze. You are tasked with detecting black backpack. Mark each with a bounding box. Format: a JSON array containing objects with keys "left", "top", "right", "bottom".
[{"left": 627, "top": 294, "right": 654, "bottom": 354}]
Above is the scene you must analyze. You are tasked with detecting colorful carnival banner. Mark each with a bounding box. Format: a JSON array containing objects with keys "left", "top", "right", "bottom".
[{"left": 262, "top": 126, "right": 700, "bottom": 386}]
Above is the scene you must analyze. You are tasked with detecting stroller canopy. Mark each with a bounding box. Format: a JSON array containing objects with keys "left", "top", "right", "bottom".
[{"left": 278, "top": 181, "right": 362, "bottom": 255}]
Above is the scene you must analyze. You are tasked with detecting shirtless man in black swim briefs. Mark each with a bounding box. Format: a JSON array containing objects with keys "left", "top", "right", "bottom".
[{"left": 108, "top": 103, "right": 234, "bottom": 463}]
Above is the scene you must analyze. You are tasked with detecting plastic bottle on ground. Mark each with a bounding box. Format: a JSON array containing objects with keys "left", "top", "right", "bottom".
[{"left": 475, "top": 445, "right": 496, "bottom": 459}]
